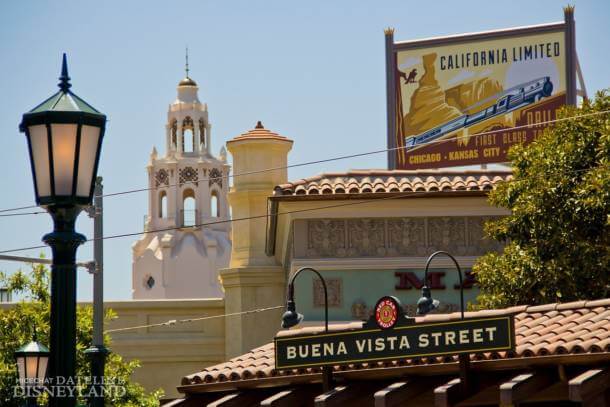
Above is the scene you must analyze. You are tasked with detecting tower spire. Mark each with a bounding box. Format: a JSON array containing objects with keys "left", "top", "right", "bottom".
[
  {"left": 177, "top": 47, "right": 197, "bottom": 88},
  {"left": 185, "top": 46, "right": 190, "bottom": 78}
]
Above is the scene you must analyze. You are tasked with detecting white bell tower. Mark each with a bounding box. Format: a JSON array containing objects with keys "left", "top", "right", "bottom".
[{"left": 132, "top": 54, "right": 231, "bottom": 299}]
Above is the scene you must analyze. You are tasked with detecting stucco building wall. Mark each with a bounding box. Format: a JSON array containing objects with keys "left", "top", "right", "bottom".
[{"left": 104, "top": 299, "right": 225, "bottom": 398}]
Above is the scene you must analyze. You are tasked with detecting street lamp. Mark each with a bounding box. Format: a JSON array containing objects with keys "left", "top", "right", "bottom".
[
  {"left": 19, "top": 53, "right": 106, "bottom": 407},
  {"left": 15, "top": 336, "right": 50, "bottom": 407},
  {"left": 416, "top": 250, "right": 465, "bottom": 318},
  {"left": 281, "top": 267, "right": 332, "bottom": 391},
  {"left": 416, "top": 251, "right": 470, "bottom": 395}
]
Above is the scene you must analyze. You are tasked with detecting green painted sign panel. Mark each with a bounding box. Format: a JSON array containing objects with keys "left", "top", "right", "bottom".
[{"left": 275, "top": 315, "right": 514, "bottom": 369}]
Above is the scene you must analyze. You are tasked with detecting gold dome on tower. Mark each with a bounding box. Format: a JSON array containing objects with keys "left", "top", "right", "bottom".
[{"left": 178, "top": 77, "right": 198, "bottom": 87}]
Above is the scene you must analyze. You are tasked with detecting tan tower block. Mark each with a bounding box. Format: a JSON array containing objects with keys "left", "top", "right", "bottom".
[{"left": 221, "top": 122, "right": 293, "bottom": 358}]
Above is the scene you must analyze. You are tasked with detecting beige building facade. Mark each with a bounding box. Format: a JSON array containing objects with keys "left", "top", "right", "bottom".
[
  {"left": 268, "top": 170, "right": 511, "bottom": 323},
  {"left": 104, "top": 299, "right": 225, "bottom": 398},
  {"left": 114, "top": 123, "right": 511, "bottom": 397},
  {"left": 1, "top": 123, "right": 512, "bottom": 400}
]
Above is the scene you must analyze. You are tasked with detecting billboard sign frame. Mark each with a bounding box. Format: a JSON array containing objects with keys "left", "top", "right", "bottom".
[{"left": 385, "top": 7, "right": 577, "bottom": 169}]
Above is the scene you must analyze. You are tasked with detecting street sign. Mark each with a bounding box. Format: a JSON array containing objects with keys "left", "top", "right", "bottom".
[{"left": 275, "top": 297, "right": 514, "bottom": 370}]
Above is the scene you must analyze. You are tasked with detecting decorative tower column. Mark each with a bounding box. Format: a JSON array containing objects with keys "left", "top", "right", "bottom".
[
  {"left": 221, "top": 121, "right": 293, "bottom": 358},
  {"left": 132, "top": 59, "right": 231, "bottom": 299}
]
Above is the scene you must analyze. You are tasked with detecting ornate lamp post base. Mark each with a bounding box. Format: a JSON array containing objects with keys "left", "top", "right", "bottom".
[
  {"left": 84, "top": 345, "right": 109, "bottom": 406},
  {"left": 44, "top": 206, "right": 85, "bottom": 407}
]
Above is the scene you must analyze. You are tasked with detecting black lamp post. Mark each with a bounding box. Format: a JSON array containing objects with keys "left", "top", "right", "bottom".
[
  {"left": 19, "top": 54, "right": 106, "bottom": 407},
  {"left": 281, "top": 267, "right": 332, "bottom": 391},
  {"left": 416, "top": 250, "right": 464, "bottom": 318},
  {"left": 15, "top": 336, "right": 50, "bottom": 407}
]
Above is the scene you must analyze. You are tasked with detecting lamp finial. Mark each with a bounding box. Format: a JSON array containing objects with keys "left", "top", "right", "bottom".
[{"left": 58, "top": 53, "right": 71, "bottom": 92}]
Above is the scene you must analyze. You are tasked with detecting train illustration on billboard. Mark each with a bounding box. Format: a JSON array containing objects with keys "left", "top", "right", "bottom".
[{"left": 404, "top": 77, "right": 554, "bottom": 149}]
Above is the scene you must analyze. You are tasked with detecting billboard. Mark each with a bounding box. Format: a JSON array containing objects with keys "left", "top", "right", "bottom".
[{"left": 386, "top": 8, "right": 577, "bottom": 169}]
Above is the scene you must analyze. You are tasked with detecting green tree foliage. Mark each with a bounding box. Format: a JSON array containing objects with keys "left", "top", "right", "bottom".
[
  {"left": 0, "top": 263, "right": 163, "bottom": 406},
  {"left": 473, "top": 91, "right": 610, "bottom": 309}
]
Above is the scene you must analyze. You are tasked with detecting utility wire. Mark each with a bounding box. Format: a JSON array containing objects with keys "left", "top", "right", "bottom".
[
  {"left": 0, "top": 254, "right": 94, "bottom": 269},
  {"left": 93, "top": 109, "right": 610, "bottom": 197},
  {"left": 104, "top": 305, "right": 284, "bottom": 334},
  {"left": 0, "top": 211, "right": 45, "bottom": 217},
  {"left": 1, "top": 109, "right": 608, "bottom": 215},
  {"left": 0, "top": 188, "right": 454, "bottom": 253},
  {"left": 0, "top": 161, "right": 606, "bottom": 256},
  {"left": 0, "top": 205, "right": 39, "bottom": 214}
]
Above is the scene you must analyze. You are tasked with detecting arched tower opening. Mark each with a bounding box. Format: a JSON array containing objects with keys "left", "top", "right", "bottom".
[
  {"left": 183, "top": 116, "right": 195, "bottom": 153},
  {"left": 210, "top": 190, "right": 219, "bottom": 218},
  {"left": 158, "top": 191, "right": 167, "bottom": 218},
  {"left": 182, "top": 188, "right": 196, "bottom": 226},
  {"left": 199, "top": 118, "right": 206, "bottom": 150}
]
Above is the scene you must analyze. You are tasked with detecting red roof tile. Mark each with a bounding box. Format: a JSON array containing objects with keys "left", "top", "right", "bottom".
[
  {"left": 273, "top": 169, "right": 512, "bottom": 197},
  {"left": 182, "top": 299, "right": 610, "bottom": 386},
  {"left": 228, "top": 121, "right": 289, "bottom": 142}
]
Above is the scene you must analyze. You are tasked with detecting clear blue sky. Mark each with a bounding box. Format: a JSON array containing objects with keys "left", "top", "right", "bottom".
[{"left": 0, "top": 0, "right": 608, "bottom": 301}]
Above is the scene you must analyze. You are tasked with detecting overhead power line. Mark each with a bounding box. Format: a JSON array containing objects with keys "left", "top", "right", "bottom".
[
  {"left": 104, "top": 305, "right": 284, "bottom": 334},
  {"left": 87, "top": 109, "right": 610, "bottom": 197},
  {"left": 0, "top": 161, "right": 606, "bottom": 256},
  {"left": 0, "top": 187, "right": 500, "bottom": 254},
  {"left": 0, "top": 109, "right": 608, "bottom": 216},
  {"left": 0, "top": 254, "right": 94, "bottom": 271},
  {"left": 0, "top": 211, "right": 45, "bottom": 217},
  {"left": 0, "top": 205, "right": 39, "bottom": 214}
]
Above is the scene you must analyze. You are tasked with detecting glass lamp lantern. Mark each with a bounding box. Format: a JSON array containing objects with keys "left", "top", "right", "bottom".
[
  {"left": 19, "top": 53, "right": 106, "bottom": 207},
  {"left": 15, "top": 339, "right": 50, "bottom": 398}
]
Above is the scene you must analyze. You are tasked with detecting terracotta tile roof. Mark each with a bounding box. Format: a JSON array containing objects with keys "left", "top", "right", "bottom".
[
  {"left": 273, "top": 169, "right": 512, "bottom": 197},
  {"left": 182, "top": 299, "right": 610, "bottom": 386},
  {"left": 228, "top": 121, "right": 289, "bottom": 142}
]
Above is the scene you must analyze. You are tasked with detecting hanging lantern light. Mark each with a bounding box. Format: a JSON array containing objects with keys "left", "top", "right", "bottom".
[{"left": 19, "top": 53, "right": 106, "bottom": 207}]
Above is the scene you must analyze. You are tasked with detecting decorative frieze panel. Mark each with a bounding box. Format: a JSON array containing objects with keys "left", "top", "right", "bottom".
[
  {"left": 307, "top": 220, "right": 346, "bottom": 257},
  {"left": 387, "top": 218, "right": 427, "bottom": 256},
  {"left": 347, "top": 219, "right": 386, "bottom": 257},
  {"left": 303, "top": 216, "right": 503, "bottom": 258},
  {"left": 467, "top": 217, "right": 501, "bottom": 255},
  {"left": 428, "top": 217, "right": 468, "bottom": 255}
]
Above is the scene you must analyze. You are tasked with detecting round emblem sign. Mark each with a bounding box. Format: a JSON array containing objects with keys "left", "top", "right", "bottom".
[{"left": 375, "top": 297, "right": 399, "bottom": 329}]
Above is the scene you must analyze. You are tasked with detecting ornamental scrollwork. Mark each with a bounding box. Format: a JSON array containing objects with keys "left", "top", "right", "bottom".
[
  {"left": 304, "top": 216, "right": 504, "bottom": 258},
  {"left": 347, "top": 219, "right": 386, "bottom": 257},
  {"left": 182, "top": 116, "right": 194, "bottom": 130},
  {"left": 155, "top": 169, "right": 169, "bottom": 187},
  {"left": 179, "top": 166, "right": 198, "bottom": 185},
  {"left": 307, "top": 220, "right": 346, "bottom": 257},
  {"left": 209, "top": 168, "right": 222, "bottom": 188}
]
